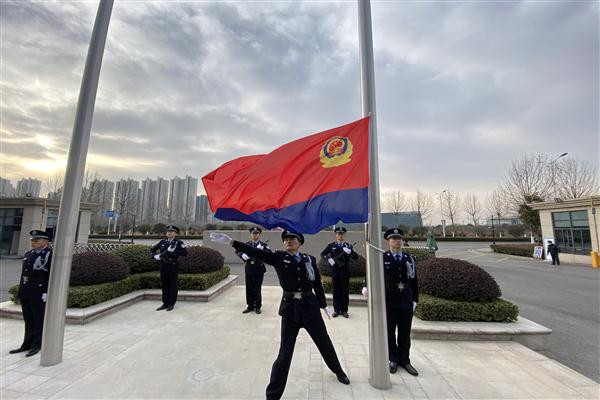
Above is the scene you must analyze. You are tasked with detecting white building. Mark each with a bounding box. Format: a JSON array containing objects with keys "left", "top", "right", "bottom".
[
  {"left": 140, "top": 177, "right": 169, "bottom": 225},
  {"left": 16, "top": 178, "right": 42, "bottom": 197},
  {"left": 169, "top": 175, "right": 198, "bottom": 226},
  {"left": 0, "top": 178, "right": 15, "bottom": 197},
  {"left": 195, "top": 194, "right": 210, "bottom": 225}
]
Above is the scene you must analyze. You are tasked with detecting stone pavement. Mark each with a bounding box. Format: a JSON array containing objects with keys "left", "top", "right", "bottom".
[{"left": 1, "top": 286, "right": 598, "bottom": 399}]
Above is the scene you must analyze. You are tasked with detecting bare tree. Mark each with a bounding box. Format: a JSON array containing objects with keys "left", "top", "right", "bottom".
[
  {"left": 441, "top": 190, "right": 461, "bottom": 230},
  {"left": 42, "top": 172, "right": 64, "bottom": 198},
  {"left": 114, "top": 179, "right": 139, "bottom": 236},
  {"left": 385, "top": 191, "right": 406, "bottom": 215},
  {"left": 500, "top": 153, "right": 553, "bottom": 208},
  {"left": 463, "top": 193, "right": 482, "bottom": 228},
  {"left": 556, "top": 157, "right": 599, "bottom": 199},
  {"left": 486, "top": 188, "right": 507, "bottom": 237},
  {"left": 410, "top": 190, "right": 434, "bottom": 226}
]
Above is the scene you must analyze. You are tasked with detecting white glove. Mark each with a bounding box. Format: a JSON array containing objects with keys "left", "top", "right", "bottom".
[
  {"left": 343, "top": 247, "right": 351, "bottom": 255},
  {"left": 413, "top": 302, "right": 417, "bottom": 312},
  {"left": 167, "top": 246, "right": 175, "bottom": 252},
  {"left": 154, "top": 254, "right": 161, "bottom": 261},
  {"left": 324, "top": 306, "right": 332, "bottom": 320},
  {"left": 241, "top": 254, "right": 250, "bottom": 261},
  {"left": 209, "top": 232, "right": 232, "bottom": 245},
  {"left": 42, "top": 293, "right": 47, "bottom": 302},
  {"left": 362, "top": 287, "right": 368, "bottom": 297},
  {"left": 257, "top": 243, "right": 264, "bottom": 250},
  {"left": 327, "top": 258, "right": 335, "bottom": 266}
]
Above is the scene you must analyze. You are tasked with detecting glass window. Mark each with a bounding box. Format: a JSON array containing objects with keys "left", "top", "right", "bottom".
[{"left": 552, "top": 210, "right": 592, "bottom": 255}]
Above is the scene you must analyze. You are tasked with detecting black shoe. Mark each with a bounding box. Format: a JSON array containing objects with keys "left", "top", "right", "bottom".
[
  {"left": 156, "top": 304, "right": 168, "bottom": 311},
  {"left": 332, "top": 312, "right": 339, "bottom": 318},
  {"left": 166, "top": 306, "right": 174, "bottom": 311},
  {"left": 242, "top": 307, "right": 254, "bottom": 314},
  {"left": 389, "top": 361, "right": 398, "bottom": 374},
  {"left": 9, "top": 347, "right": 29, "bottom": 354},
  {"left": 342, "top": 312, "right": 349, "bottom": 318},
  {"left": 401, "top": 363, "right": 418, "bottom": 376},
  {"left": 255, "top": 308, "right": 262, "bottom": 314},
  {"left": 25, "top": 348, "right": 40, "bottom": 357},
  {"left": 336, "top": 373, "right": 350, "bottom": 385}
]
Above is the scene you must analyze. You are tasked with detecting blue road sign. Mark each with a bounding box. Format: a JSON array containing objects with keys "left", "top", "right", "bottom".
[{"left": 104, "top": 210, "right": 115, "bottom": 218}]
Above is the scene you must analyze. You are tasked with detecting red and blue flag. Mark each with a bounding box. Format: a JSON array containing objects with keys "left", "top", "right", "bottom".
[{"left": 202, "top": 117, "right": 370, "bottom": 234}]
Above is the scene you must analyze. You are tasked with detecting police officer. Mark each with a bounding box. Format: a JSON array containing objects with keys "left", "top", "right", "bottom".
[
  {"left": 9, "top": 230, "right": 52, "bottom": 357},
  {"left": 236, "top": 226, "right": 271, "bottom": 314},
  {"left": 150, "top": 225, "right": 187, "bottom": 311},
  {"left": 210, "top": 230, "right": 350, "bottom": 400},
  {"left": 547, "top": 240, "right": 560, "bottom": 266},
  {"left": 363, "top": 228, "right": 419, "bottom": 376},
  {"left": 320, "top": 227, "right": 358, "bottom": 318}
]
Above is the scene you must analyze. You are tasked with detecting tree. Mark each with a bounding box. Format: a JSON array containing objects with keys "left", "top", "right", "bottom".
[
  {"left": 410, "top": 190, "right": 434, "bottom": 226},
  {"left": 556, "top": 157, "right": 599, "bottom": 199},
  {"left": 385, "top": 191, "right": 406, "bottom": 215},
  {"left": 42, "top": 172, "right": 63, "bottom": 199},
  {"left": 463, "top": 193, "right": 482, "bottom": 230},
  {"left": 508, "top": 225, "right": 526, "bottom": 237},
  {"left": 501, "top": 154, "right": 553, "bottom": 209},
  {"left": 441, "top": 190, "right": 461, "bottom": 229},
  {"left": 518, "top": 194, "right": 543, "bottom": 239},
  {"left": 152, "top": 223, "right": 167, "bottom": 233}
]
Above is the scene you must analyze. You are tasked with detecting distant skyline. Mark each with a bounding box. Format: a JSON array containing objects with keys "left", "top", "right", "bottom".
[{"left": 1, "top": 1, "right": 598, "bottom": 224}]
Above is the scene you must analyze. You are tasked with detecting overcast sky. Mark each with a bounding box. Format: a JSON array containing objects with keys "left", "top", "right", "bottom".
[{"left": 1, "top": 1, "right": 598, "bottom": 222}]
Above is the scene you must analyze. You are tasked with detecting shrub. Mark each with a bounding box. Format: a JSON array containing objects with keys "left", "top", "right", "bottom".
[
  {"left": 70, "top": 252, "right": 130, "bottom": 286},
  {"left": 180, "top": 246, "right": 224, "bottom": 274},
  {"left": 112, "top": 245, "right": 158, "bottom": 274},
  {"left": 417, "top": 257, "right": 501, "bottom": 302},
  {"left": 321, "top": 276, "right": 365, "bottom": 294},
  {"left": 490, "top": 244, "right": 539, "bottom": 258},
  {"left": 416, "top": 293, "right": 518, "bottom": 322},
  {"left": 10, "top": 267, "right": 230, "bottom": 308}
]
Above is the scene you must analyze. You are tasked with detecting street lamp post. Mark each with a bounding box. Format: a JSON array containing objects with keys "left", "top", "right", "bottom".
[
  {"left": 130, "top": 214, "right": 136, "bottom": 244},
  {"left": 491, "top": 215, "right": 496, "bottom": 245},
  {"left": 436, "top": 190, "right": 447, "bottom": 237}
]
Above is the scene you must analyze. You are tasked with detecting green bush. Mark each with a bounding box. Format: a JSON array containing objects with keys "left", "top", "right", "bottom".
[
  {"left": 112, "top": 245, "right": 158, "bottom": 274},
  {"left": 70, "top": 252, "right": 130, "bottom": 286},
  {"left": 180, "top": 246, "right": 224, "bottom": 273},
  {"left": 417, "top": 257, "right": 501, "bottom": 302},
  {"left": 490, "top": 244, "right": 539, "bottom": 258},
  {"left": 10, "top": 267, "right": 230, "bottom": 308},
  {"left": 416, "top": 293, "right": 518, "bottom": 322},
  {"left": 321, "top": 276, "right": 365, "bottom": 294}
]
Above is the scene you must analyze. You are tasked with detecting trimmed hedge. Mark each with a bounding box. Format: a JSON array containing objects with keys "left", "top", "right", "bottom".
[
  {"left": 416, "top": 293, "right": 518, "bottom": 322},
  {"left": 490, "top": 244, "right": 539, "bottom": 258},
  {"left": 321, "top": 276, "right": 364, "bottom": 294},
  {"left": 70, "top": 252, "right": 130, "bottom": 286},
  {"left": 180, "top": 246, "right": 224, "bottom": 274},
  {"left": 112, "top": 245, "right": 158, "bottom": 274},
  {"left": 417, "top": 258, "right": 501, "bottom": 302},
  {"left": 9, "top": 267, "right": 230, "bottom": 308}
]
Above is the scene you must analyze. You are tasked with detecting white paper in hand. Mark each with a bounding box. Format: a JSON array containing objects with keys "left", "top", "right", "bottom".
[
  {"left": 324, "top": 306, "right": 332, "bottom": 320},
  {"left": 241, "top": 254, "right": 250, "bottom": 261},
  {"left": 328, "top": 258, "right": 335, "bottom": 266}
]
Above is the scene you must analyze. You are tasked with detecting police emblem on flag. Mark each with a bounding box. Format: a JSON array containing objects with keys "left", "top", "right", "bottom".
[{"left": 320, "top": 136, "right": 354, "bottom": 168}]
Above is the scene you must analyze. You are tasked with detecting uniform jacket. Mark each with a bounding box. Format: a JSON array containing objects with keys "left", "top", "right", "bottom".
[
  {"left": 150, "top": 239, "right": 188, "bottom": 268},
  {"left": 232, "top": 241, "right": 326, "bottom": 323},
  {"left": 320, "top": 242, "right": 359, "bottom": 277},
  {"left": 383, "top": 251, "right": 419, "bottom": 311},
  {"left": 548, "top": 243, "right": 560, "bottom": 257},
  {"left": 17, "top": 247, "right": 52, "bottom": 301},
  {"left": 235, "top": 240, "right": 271, "bottom": 275}
]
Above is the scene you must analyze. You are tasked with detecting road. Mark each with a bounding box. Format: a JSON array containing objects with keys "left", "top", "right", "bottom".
[{"left": 2, "top": 241, "right": 598, "bottom": 382}]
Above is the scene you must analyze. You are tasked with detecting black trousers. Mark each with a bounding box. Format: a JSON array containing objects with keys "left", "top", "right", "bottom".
[
  {"left": 386, "top": 307, "right": 413, "bottom": 364},
  {"left": 20, "top": 299, "right": 46, "bottom": 350},
  {"left": 160, "top": 264, "right": 179, "bottom": 306},
  {"left": 331, "top": 275, "right": 350, "bottom": 313},
  {"left": 551, "top": 253, "right": 560, "bottom": 265},
  {"left": 245, "top": 273, "right": 264, "bottom": 309},
  {"left": 266, "top": 315, "right": 344, "bottom": 400}
]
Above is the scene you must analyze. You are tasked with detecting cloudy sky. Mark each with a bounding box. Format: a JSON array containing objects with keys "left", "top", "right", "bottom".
[{"left": 1, "top": 1, "right": 598, "bottom": 221}]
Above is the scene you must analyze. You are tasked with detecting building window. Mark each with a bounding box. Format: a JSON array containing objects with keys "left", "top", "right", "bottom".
[
  {"left": 552, "top": 210, "right": 591, "bottom": 255},
  {"left": 0, "top": 208, "right": 23, "bottom": 255}
]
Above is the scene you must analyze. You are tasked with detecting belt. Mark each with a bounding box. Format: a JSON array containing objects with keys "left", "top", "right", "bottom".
[
  {"left": 282, "top": 291, "right": 313, "bottom": 300},
  {"left": 386, "top": 283, "right": 406, "bottom": 291}
]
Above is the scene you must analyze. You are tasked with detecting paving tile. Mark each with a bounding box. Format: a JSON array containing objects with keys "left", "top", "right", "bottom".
[{"left": 3, "top": 375, "right": 50, "bottom": 393}]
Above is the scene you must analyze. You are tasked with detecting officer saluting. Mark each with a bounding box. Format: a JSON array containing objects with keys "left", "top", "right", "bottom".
[
  {"left": 210, "top": 230, "right": 350, "bottom": 400},
  {"left": 364, "top": 228, "right": 419, "bottom": 376},
  {"left": 320, "top": 227, "right": 358, "bottom": 318},
  {"left": 9, "top": 230, "right": 53, "bottom": 357},
  {"left": 150, "top": 225, "right": 187, "bottom": 311},
  {"left": 236, "top": 226, "right": 271, "bottom": 314}
]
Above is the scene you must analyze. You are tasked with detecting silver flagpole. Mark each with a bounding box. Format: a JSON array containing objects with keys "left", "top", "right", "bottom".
[
  {"left": 40, "top": 0, "right": 114, "bottom": 366},
  {"left": 358, "top": 0, "right": 391, "bottom": 389}
]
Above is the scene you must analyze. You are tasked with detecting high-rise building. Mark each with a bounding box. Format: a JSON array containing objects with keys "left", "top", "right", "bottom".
[
  {"left": 16, "top": 178, "right": 42, "bottom": 197},
  {"left": 169, "top": 175, "right": 198, "bottom": 225},
  {"left": 0, "top": 178, "right": 15, "bottom": 197},
  {"left": 140, "top": 177, "right": 169, "bottom": 225},
  {"left": 195, "top": 195, "right": 210, "bottom": 225}
]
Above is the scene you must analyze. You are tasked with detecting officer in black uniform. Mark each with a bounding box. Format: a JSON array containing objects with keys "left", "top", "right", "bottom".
[
  {"left": 547, "top": 240, "right": 560, "bottom": 266},
  {"left": 320, "top": 227, "right": 358, "bottom": 318},
  {"left": 210, "top": 230, "right": 350, "bottom": 400},
  {"left": 235, "top": 226, "right": 271, "bottom": 314},
  {"left": 381, "top": 228, "right": 419, "bottom": 376},
  {"left": 150, "top": 225, "right": 187, "bottom": 311},
  {"left": 9, "top": 230, "right": 52, "bottom": 357}
]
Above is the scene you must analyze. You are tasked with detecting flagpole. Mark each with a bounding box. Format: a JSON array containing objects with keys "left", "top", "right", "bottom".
[
  {"left": 358, "top": 0, "right": 391, "bottom": 389},
  {"left": 40, "top": 0, "right": 114, "bottom": 366}
]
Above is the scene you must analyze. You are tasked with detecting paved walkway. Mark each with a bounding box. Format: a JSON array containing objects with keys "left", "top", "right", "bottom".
[{"left": 1, "top": 286, "right": 598, "bottom": 399}]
